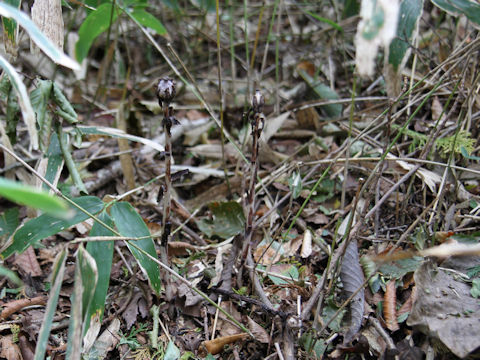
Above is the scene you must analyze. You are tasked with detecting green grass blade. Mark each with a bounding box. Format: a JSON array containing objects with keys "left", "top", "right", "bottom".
[
  {"left": 110, "top": 202, "right": 162, "bottom": 295},
  {"left": 34, "top": 247, "right": 67, "bottom": 360},
  {"left": 0, "top": 177, "right": 70, "bottom": 217},
  {"left": 305, "top": 10, "right": 343, "bottom": 32},
  {"left": 0, "top": 264, "right": 23, "bottom": 286},
  {"left": 1, "top": 196, "right": 104, "bottom": 259}
]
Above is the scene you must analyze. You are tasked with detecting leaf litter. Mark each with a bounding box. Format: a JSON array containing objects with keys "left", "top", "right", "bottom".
[{"left": 1, "top": 1, "right": 480, "bottom": 359}]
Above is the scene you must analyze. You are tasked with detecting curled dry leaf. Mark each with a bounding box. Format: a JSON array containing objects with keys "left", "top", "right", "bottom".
[
  {"left": 247, "top": 316, "right": 270, "bottom": 344},
  {"left": 340, "top": 240, "right": 365, "bottom": 344},
  {"left": 199, "top": 333, "right": 248, "bottom": 356},
  {"left": 383, "top": 280, "right": 399, "bottom": 332}
]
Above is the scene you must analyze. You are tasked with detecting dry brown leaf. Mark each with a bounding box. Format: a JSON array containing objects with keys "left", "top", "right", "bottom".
[
  {"left": 217, "top": 301, "right": 243, "bottom": 337},
  {"left": 431, "top": 96, "right": 443, "bottom": 121},
  {"left": 247, "top": 316, "right": 270, "bottom": 344},
  {"left": 200, "top": 333, "right": 248, "bottom": 355},
  {"left": 0, "top": 335, "right": 22, "bottom": 360},
  {"left": 384, "top": 280, "right": 399, "bottom": 332},
  {"left": 13, "top": 246, "right": 42, "bottom": 277},
  {"left": 397, "top": 285, "right": 417, "bottom": 317}
]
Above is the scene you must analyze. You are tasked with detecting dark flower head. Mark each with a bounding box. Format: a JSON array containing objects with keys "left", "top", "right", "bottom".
[
  {"left": 157, "top": 77, "right": 176, "bottom": 104},
  {"left": 252, "top": 89, "right": 264, "bottom": 113}
]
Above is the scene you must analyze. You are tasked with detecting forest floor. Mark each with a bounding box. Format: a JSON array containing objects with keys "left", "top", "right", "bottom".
[{"left": 1, "top": 1, "right": 480, "bottom": 359}]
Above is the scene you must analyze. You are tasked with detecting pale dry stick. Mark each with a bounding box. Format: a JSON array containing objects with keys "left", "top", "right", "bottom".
[
  {"left": 274, "top": 343, "right": 285, "bottom": 360},
  {"left": 303, "top": 157, "right": 480, "bottom": 176},
  {"left": 369, "top": 317, "right": 396, "bottom": 351},
  {"left": 211, "top": 295, "right": 222, "bottom": 340},
  {"left": 287, "top": 96, "right": 389, "bottom": 112}
]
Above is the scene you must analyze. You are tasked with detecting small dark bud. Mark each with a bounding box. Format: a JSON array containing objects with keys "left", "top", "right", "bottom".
[
  {"left": 252, "top": 89, "right": 265, "bottom": 113},
  {"left": 157, "top": 77, "right": 176, "bottom": 104}
]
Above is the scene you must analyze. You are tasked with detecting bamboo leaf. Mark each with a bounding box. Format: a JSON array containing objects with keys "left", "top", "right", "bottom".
[
  {"left": 129, "top": 9, "right": 167, "bottom": 36},
  {"left": 1, "top": 196, "right": 104, "bottom": 259},
  {"left": 0, "top": 177, "right": 70, "bottom": 217},
  {"left": 110, "top": 202, "right": 162, "bottom": 295},
  {"left": 75, "top": 3, "right": 120, "bottom": 63}
]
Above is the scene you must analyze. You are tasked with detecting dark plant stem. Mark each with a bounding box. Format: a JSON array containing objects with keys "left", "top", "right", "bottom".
[
  {"left": 243, "top": 89, "right": 265, "bottom": 256},
  {"left": 157, "top": 77, "right": 177, "bottom": 301}
]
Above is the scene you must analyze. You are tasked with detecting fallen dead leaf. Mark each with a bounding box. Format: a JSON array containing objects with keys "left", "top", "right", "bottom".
[
  {"left": 247, "top": 316, "right": 270, "bottom": 344},
  {"left": 0, "top": 335, "right": 22, "bottom": 360},
  {"left": 13, "top": 246, "right": 42, "bottom": 277}
]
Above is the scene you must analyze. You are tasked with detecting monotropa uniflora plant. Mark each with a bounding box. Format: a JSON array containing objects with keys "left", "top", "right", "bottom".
[{"left": 156, "top": 77, "right": 179, "bottom": 301}]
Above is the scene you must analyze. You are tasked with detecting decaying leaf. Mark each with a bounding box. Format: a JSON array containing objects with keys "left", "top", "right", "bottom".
[
  {"left": 383, "top": 280, "right": 399, "bottom": 332},
  {"left": 247, "top": 316, "right": 270, "bottom": 344},
  {"left": 407, "top": 260, "right": 480, "bottom": 358},
  {"left": 200, "top": 333, "right": 248, "bottom": 356},
  {"left": 340, "top": 240, "right": 365, "bottom": 344}
]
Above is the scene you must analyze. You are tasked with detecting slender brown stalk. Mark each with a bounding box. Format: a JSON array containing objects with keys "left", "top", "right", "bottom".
[
  {"left": 243, "top": 89, "right": 265, "bottom": 254},
  {"left": 156, "top": 77, "right": 178, "bottom": 301}
]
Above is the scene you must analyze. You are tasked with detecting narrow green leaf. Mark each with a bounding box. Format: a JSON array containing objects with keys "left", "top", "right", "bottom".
[
  {"left": 1, "top": 196, "right": 104, "bottom": 259},
  {"left": 52, "top": 82, "right": 77, "bottom": 123},
  {"left": 196, "top": 201, "right": 245, "bottom": 239},
  {"left": 297, "top": 69, "right": 342, "bottom": 118},
  {"left": 389, "top": 0, "right": 423, "bottom": 71},
  {"left": 0, "top": 53, "right": 38, "bottom": 149},
  {"left": 0, "top": 2, "right": 80, "bottom": 70},
  {"left": 67, "top": 245, "right": 98, "bottom": 360},
  {"left": 0, "top": 264, "right": 23, "bottom": 286},
  {"left": 305, "top": 10, "right": 343, "bottom": 32},
  {"left": 0, "top": 177, "right": 70, "bottom": 217},
  {"left": 34, "top": 247, "right": 67, "bottom": 360},
  {"left": 110, "top": 202, "right": 162, "bottom": 295},
  {"left": 43, "top": 133, "right": 64, "bottom": 191},
  {"left": 0, "top": 207, "right": 19, "bottom": 239},
  {"left": 30, "top": 79, "right": 53, "bottom": 137},
  {"left": 432, "top": 0, "right": 480, "bottom": 27},
  {"left": 84, "top": 211, "right": 114, "bottom": 334},
  {"left": 75, "top": 3, "right": 120, "bottom": 63},
  {"left": 130, "top": 9, "right": 167, "bottom": 35}
]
